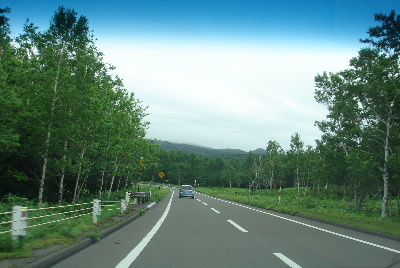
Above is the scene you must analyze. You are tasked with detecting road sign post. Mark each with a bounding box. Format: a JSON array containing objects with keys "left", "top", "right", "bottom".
[{"left": 138, "top": 157, "right": 144, "bottom": 191}]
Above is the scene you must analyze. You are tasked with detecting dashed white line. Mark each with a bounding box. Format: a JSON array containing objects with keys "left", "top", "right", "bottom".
[
  {"left": 274, "top": 253, "right": 302, "bottom": 268},
  {"left": 211, "top": 208, "right": 220, "bottom": 214},
  {"left": 202, "top": 202, "right": 208, "bottom": 206},
  {"left": 227, "top": 220, "right": 248, "bottom": 232},
  {"left": 200, "top": 193, "right": 400, "bottom": 254}
]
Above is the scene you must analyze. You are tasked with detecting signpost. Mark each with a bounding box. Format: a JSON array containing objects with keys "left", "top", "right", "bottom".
[
  {"left": 138, "top": 157, "right": 144, "bottom": 191},
  {"left": 279, "top": 181, "right": 283, "bottom": 203}
]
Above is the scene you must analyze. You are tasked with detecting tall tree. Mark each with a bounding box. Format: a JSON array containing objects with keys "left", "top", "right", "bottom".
[
  {"left": 0, "top": 5, "right": 20, "bottom": 157},
  {"left": 315, "top": 11, "right": 400, "bottom": 217},
  {"left": 265, "top": 140, "right": 284, "bottom": 189},
  {"left": 288, "top": 132, "right": 304, "bottom": 196}
]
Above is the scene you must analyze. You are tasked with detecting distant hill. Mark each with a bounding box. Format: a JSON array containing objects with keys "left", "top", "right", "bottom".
[{"left": 153, "top": 140, "right": 265, "bottom": 156}]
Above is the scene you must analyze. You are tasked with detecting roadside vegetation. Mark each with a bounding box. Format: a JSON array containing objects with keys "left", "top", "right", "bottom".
[
  {"left": 0, "top": 186, "right": 170, "bottom": 259},
  {"left": 1, "top": 3, "right": 400, "bottom": 262},
  {"left": 197, "top": 187, "right": 400, "bottom": 236}
]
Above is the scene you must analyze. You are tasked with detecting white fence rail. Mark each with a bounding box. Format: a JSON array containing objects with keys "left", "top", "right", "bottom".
[{"left": 0, "top": 192, "right": 134, "bottom": 241}]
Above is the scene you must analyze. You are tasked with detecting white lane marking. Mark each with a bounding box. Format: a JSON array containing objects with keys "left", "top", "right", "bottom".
[
  {"left": 201, "top": 193, "right": 400, "bottom": 254},
  {"left": 211, "top": 208, "right": 220, "bottom": 214},
  {"left": 274, "top": 253, "right": 302, "bottom": 268},
  {"left": 262, "top": 211, "right": 400, "bottom": 254},
  {"left": 227, "top": 220, "right": 248, "bottom": 232},
  {"left": 115, "top": 192, "right": 174, "bottom": 268},
  {"left": 202, "top": 202, "right": 208, "bottom": 206}
]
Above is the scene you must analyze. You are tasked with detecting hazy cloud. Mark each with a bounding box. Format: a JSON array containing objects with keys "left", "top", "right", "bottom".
[{"left": 98, "top": 41, "right": 356, "bottom": 151}]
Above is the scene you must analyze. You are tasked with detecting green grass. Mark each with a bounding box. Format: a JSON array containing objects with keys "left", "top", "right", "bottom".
[
  {"left": 196, "top": 186, "right": 400, "bottom": 236},
  {"left": 0, "top": 186, "right": 170, "bottom": 259}
]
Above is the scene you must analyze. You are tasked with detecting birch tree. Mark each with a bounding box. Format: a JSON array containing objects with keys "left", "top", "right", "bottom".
[
  {"left": 314, "top": 11, "right": 400, "bottom": 217},
  {"left": 288, "top": 133, "right": 304, "bottom": 196},
  {"left": 0, "top": 6, "right": 20, "bottom": 157},
  {"left": 265, "top": 140, "right": 283, "bottom": 189}
]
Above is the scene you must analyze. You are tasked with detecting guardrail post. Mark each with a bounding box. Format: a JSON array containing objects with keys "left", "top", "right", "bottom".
[
  {"left": 12, "top": 205, "right": 28, "bottom": 241},
  {"left": 93, "top": 199, "right": 101, "bottom": 224},
  {"left": 125, "top": 192, "right": 130, "bottom": 204},
  {"left": 121, "top": 199, "right": 127, "bottom": 213}
]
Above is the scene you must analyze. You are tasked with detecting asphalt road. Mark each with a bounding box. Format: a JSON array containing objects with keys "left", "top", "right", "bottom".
[{"left": 51, "top": 189, "right": 400, "bottom": 268}]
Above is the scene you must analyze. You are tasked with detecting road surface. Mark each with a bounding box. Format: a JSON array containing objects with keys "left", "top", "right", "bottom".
[{"left": 51, "top": 189, "right": 400, "bottom": 268}]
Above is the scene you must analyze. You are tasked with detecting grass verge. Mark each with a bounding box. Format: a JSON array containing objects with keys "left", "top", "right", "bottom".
[
  {"left": 197, "top": 186, "right": 400, "bottom": 237},
  {"left": 0, "top": 186, "right": 170, "bottom": 260}
]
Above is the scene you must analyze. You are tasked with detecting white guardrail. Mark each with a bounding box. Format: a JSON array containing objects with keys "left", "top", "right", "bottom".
[{"left": 0, "top": 192, "right": 134, "bottom": 241}]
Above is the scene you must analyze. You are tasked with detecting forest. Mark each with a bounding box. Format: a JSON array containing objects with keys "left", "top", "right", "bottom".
[{"left": 1, "top": 6, "right": 400, "bottom": 219}]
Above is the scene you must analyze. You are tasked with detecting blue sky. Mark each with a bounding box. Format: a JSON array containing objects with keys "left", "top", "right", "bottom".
[{"left": 3, "top": 0, "right": 400, "bottom": 151}]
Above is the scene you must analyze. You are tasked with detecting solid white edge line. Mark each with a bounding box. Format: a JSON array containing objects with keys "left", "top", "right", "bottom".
[
  {"left": 263, "top": 211, "right": 400, "bottom": 254},
  {"left": 274, "top": 253, "right": 302, "bottom": 268},
  {"left": 227, "top": 220, "right": 248, "bottom": 232},
  {"left": 204, "top": 193, "right": 400, "bottom": 254},
  {"left": 115, "top": 191, "right": 174, "bottom": 268}
]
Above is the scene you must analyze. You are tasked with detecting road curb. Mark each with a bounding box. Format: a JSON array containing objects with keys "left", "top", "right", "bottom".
[{"left": 22, "top": 202, "right": 157, "bottom": 268}]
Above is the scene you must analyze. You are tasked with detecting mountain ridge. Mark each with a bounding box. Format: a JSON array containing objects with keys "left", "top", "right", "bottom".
[{"left": 153, "top": 140, "right": 266, "bottom": 156}]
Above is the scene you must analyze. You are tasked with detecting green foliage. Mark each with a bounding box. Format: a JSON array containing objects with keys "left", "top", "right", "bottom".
[
  {"left": 1, "top": 5, "right": 399, "bottom": 222},
  {"left": 0, "top": 185, "right": 169, "bottom": 256},
  {"left": 198, "top": 187, "right": 400, "bottom": 235},
  {"left": 0, "top": 5, "right": 155, "bottom": 204},
  {"left": 314, "top": 10, "right": 400, "bottom": 217},
  {"left": 86, "top": 231, "right": 102, "bottom": 242},
  {"left": 149, "top": 187, "right": 170, "bottom": 203}
]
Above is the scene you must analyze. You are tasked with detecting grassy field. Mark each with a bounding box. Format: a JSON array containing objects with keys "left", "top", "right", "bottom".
[
  {"left": 196, "top": 186, "right": 400, "bottom": 237},
  {"left": 0, "top": 186, "right": 170, "bottom": 259}
]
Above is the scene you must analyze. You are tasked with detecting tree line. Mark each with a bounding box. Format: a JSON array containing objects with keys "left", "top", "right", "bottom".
[
  {"left": 1, "top": 6, "right": 399, "bottom": 218},
  {"left": 145, "top": 11, "right": 400, "bottom": 218},
  {"left": 0, "top": 7, "right": 157, "bottom": 204}
]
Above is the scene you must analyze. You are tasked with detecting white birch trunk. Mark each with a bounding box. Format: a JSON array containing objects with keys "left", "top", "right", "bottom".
[
  {"left": 58, "top": 140, "right": 68, "bottom": 204},
  {"left": 99, "top": 170, "right": 105, "bottom": 198},
  {"left": 107, "top": 157, "right": 119, "bottom": 199},
  {"left": 381, "top": 117, "right": 392, "bottom": 217},
  {"left": 38, "top": 60, "right": 61, "bottom": 204},
  {"left": 72, "top": 144, "right": 86, "bottom": 204}
]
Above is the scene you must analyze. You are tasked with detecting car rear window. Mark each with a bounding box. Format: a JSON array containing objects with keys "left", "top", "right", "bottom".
[{"left": 182, "top": 186, "right": 193, "bottom": 190}]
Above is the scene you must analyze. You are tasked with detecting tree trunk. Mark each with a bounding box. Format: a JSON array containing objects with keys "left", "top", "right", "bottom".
[
  {"left": 269, "top": 169, "right": 274, "bottom": 190},
  {"left": 381, "top": 158, "right": 390, "bottom": 217},
  {"left": 77, "top": 174, "right": 89, "bottom": 202},
  {"left": 72, "top": 166, "right": 82, "bottom": 204},
  {"left": 99, "top": 170, "right": 105, "bottom": 198},
  {"left": 108, "top": 175, "right": 116, "bottom": 199},
  {"left": 107, "top": 157, "right": 119, "bottom": 199},
  {"left": 38, "top": 60, "right": 61, "bottom": 205},
  {"left": 72, "top": 144, "right": 86, "bottom": 204},
  {"left": 297, "top": 157, "right": 300, "bottom": 196},
  {"left": 381, "top": 116, "right": 392, "bottom": 218},
  {"left": 58, "top": 140, "right": 68, "bottom": 204},
  {"left": 124, "top": 177, "right": 129, "bottom": 189},
  {"left": 116, "top": 177, "right": 121, "bottom": 191}
]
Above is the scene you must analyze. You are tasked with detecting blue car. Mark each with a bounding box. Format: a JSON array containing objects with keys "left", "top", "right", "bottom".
[{"left": 179, "top": 185, "right": 195, "bottom": 199}]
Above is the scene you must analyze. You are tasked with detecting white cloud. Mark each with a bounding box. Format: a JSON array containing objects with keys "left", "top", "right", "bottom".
[{"left": 98, "top": 40, "right": 356, "bottom": 151}]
